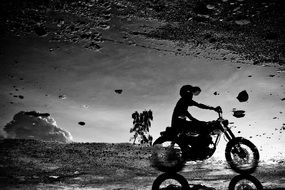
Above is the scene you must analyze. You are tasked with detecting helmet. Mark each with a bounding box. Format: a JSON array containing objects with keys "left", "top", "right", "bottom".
[{"left": 179, "top": 85, "right": 201, "bottom": 97}]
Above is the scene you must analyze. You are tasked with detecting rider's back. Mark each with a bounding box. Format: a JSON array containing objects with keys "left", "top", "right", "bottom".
[{"left": 171, "top": 98, "right": 192, "bottom": 127}]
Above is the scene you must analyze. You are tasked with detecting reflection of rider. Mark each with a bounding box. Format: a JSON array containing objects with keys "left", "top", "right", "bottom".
[{"left": 171, "top": 85, "right": 221, "bottom": 146}]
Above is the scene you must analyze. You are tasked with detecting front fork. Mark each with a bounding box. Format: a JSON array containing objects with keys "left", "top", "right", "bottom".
[
  {"left": 224, "top": 126, "right": 246, "bottom": 156},
  {"left": 225, "top": 127, "right": 247, "bottom": 158},
  {"left": 224, "top": 128, "right": 236, "bottom": 141},
  {"left": 221, "top": 120, "right": 236, "bottom": 141}
]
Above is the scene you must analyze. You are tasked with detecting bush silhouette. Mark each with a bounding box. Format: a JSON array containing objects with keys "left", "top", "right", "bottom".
[{"left": 130, "top": 110, "right": 153, "bottom": 145}]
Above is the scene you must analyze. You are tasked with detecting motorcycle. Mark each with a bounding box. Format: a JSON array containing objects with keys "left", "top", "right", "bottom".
[
  {"left": 150, "top": 108, "right": 260, "bottom": 174},
  {"left": 152, "top": 173, "right": 263, "bottom": 190}
]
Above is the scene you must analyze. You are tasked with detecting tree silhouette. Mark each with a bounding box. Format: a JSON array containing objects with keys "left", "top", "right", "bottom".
[{"left": 130, "top": 110, "right": 153, "bottom": 145}]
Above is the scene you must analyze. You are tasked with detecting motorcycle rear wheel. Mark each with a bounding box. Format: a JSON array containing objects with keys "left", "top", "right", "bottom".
[
  {"left": 225, "top": 137, "right": 259, "bottom": 174},
  {"left": 152, "top": 172, "right": 190, "bottom": 190},
  {"left": 151, "top": 137, "right": 186, "bottom": 173}
]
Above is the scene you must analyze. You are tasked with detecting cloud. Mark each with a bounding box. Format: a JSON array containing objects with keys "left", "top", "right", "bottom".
[{"left": 3, "top": 111, "right": 73, "bottom": 143}]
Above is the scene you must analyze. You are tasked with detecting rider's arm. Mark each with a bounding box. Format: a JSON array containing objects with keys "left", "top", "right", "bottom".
[{"left": 192, "top": 101, "right": 215, "bottom": 111}]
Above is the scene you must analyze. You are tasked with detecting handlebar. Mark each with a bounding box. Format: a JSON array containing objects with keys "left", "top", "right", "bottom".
[
  {"left": 218, "top": 112, "right": 222, "bottom": 118},
  {"left": 216, "top": 106, "right": 223, "bottom": 118}
]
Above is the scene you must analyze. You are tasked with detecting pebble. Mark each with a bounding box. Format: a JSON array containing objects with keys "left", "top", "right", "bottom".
[{"left": 235, "top": 20, "right": 251, "bottom": 25}]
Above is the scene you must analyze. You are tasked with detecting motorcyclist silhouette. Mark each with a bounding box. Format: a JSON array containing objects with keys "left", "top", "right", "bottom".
[
  {"left": 152, "top": 85, "right": 260, "bottom": 173},
  {"left": 171, "top": 85, "right": 221, "bottom": 149}
]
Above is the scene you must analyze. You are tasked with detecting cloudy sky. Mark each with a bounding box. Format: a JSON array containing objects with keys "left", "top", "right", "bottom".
[{"left": 0, "top": 35, "right": 284, "bottom": 160}]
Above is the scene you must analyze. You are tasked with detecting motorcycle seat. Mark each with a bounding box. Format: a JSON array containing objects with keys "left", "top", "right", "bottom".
[{"left": 160, "top": 126, "right": 176, "bottom": 136}]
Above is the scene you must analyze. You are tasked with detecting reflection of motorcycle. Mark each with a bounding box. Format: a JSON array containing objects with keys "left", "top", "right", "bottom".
[
  {"left": 228, "top": 175, "right": 263, "bottom": 190},
  {"left": 152, "top": 173, "right": 263, "bottom": 190},
  {"left": 152, "top": 173, "right": 190, "bottom": 190},
  {"left": 151, "top": 108, "right": 260, "bottom": 174}
]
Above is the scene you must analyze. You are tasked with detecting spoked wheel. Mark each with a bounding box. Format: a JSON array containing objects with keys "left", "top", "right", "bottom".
[
  {"left": 152, "top": 173, "right": 190, "bottom": 190},
  {"left": 225, "top": 137, "right": 259, "bottom": 174},
  {"left": 228, "top": 175, "right": 263, "bottom": 190},
  {"left": 151, "top": 137, "right": 186, "bottom": 173}
]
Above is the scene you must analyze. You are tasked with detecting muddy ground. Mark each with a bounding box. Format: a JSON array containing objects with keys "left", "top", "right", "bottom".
[
  {"left": 0, "top": 0, "right": 284, "bottom": 65},
  {"left": 0, "top": 139, "right": 285, "bottom": 189}
]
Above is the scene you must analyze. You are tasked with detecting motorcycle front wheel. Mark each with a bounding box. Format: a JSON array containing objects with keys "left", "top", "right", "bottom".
[
  {"left": 152, "top": 173, "right": 190, "bottom": 190},
  {"left": 151, "top": 137, "right": 186, "bottom": 173},
  {"left": 225, "top": 137, "right": 259, "bottom": 174},
  {"left": 228, "top": 175, "right": 263, "bottom": 190}
]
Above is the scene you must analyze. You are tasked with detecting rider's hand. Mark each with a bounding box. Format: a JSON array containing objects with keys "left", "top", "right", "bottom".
[{"left": 214, "top": 106, "right": 222, "bottom": 113}]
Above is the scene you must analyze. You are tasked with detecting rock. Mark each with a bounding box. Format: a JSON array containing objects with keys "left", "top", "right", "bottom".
[
  {"left": 78, "top": 121, "right": 85, "bottom": 126},
  {"left": 115, "top": 89, "right": 123, "bottom": 94},
  {"left": 235, "top": 20, "right": 251, "bottom": 25},
  {"left": 194, "top": 14, "right": 210, "bottom": 22},
  {"left": 213, "top": 91, "right": 219, "bottom": 95},
  {"left": 49, "top": 176, "right": 59, "bottom": 179},
  {"left": 206, "top": 4, "right": 215, "bottom": 10},
  {"left": 232, "top": 109, "right": 245, "bottom": 118},
  {"left": 236, "top": 90, "right": 249, "bottom": 102},
  {"left": 97, "top": 22, "right": 110, "bottom": 30},
  {"left": 59, "top": 95, "right": 67, "bottom": 99}
]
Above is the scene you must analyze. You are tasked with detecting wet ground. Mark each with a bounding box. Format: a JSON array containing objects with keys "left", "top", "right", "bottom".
[{"left": 1, "top": 158, "right": 285, "bottom": 190}]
